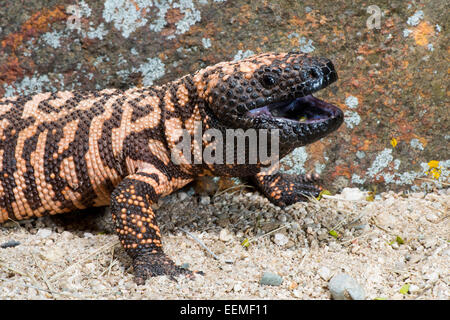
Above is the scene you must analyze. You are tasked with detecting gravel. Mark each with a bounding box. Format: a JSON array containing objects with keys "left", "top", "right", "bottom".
[
  {"left": 260, "top": 272, "right": 283, "bottom": 286},
  {"left": 0, "top": 187, "right": 448, "bottom": 299},
  {"left": 328, "top": 273, "right": 366, "bottom": 300}
]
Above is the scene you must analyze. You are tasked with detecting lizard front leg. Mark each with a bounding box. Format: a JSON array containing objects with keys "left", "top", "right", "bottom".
[
  {"left": 251, "top": 170, "right": 323, "bottom": 208},
  {"left": 110, "top": 168, "right": 192, "bottom": 284}
]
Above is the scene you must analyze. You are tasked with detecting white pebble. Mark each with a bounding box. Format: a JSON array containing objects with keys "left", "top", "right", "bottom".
[
  {"left": 219, "top": 228, "right": 232, "bottom": 242},
  {"left": 318, "top": 266, "right": 332, "bottom": 281},
  {"left": 273, "top": 233, "right": 288, "bottom": 246},
  {"left": 425, "top": 213, "right": 438, "bottom": 223},
  {"left": 340, "top": 188, "right": 366, "bottom": 201},
  {"left": 423, "top": 271, "right": 439, "bottom": 282},
  {"left": 178, "top": 192, "right": 188, "bottom": 201},
  {"left": 36, "top": 228, "right": 52, "bottom": 239},
  {"left": 409, "top": 284, "right": 420, "bottom": 293}
]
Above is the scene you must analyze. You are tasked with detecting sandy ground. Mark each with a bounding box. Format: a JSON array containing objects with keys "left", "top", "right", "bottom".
[{"left": 0, "top": 187, "right": 448, "bottom": 300}]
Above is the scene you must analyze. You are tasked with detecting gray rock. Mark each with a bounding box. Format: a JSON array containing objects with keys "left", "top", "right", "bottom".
[
  {"left": 260, "top": 272, "right": 283, "bottom": 286},
  {"left": 0, "top": 240, "right": 20, "bottom": 248},
  {"left": 328, "top": 273, "right": 365, "bottom": 300}
]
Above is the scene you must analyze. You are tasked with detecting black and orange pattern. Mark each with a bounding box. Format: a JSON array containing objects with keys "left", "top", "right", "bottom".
[{"left": 0, "top": 52, "right": 343, "bottom": 283}]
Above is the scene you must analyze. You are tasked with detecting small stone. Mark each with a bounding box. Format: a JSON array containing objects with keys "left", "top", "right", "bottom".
[
  {"left": 200, "top": 196, "right": 211, "bottom": 205},
  {"left": 340, "top": 188, "right": 365, "bottom": 201},
  {"left": 83, "top": 232, "right": 94, "bottom": 238},
  {"left": 425, "top": 213, "right": 438, "bottom": 223},
  {"left": 36, "top": 229, "right": 52, "bottom": 239},
  {"left": 273, "top": 233, "right": 288, "bottom": 246},
  {"left": 219, "top": 228, "right": 233, "bottom": 242},
  {"left": 391, "top": 242, "right": 399, "bottom": 250},
  {"left": 318, "top": 266, "right": 332, "bottom": 281},
  {"left": 233, "top": 283, "right": 242, "bottom": 292},
  {"left": 180, "top": 263, "right": 190, "bottom": 269},
  {"left": 423, "top": 271, "right": 439, "bottom": 282},
  {"left": 178, "top": 192, "right": 188, "bottom": 201},
  {"left": 409, "top": 284, "right": 420, "bottom": 293},
  {"left": 0, "top": 240, "right": 21, "bottom": 248},
  {"left": 260, "top": 272, "right": 283, "bottom": 286},
  {"left": 328, "top": 273, "right": 365, "bottom": 300}
]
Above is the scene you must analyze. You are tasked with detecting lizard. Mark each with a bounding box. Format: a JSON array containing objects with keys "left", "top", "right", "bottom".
[{"left": 0, "top": 52, "right": 343, "bottom": 284}]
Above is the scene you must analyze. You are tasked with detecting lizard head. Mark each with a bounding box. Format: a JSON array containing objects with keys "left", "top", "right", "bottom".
[{"left": 193, "top": 52, "right": 343, "bottom": 155}]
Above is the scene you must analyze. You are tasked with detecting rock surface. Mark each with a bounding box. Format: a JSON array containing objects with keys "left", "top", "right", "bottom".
[{"left": 0, "top": 0, "right": 448, "bottom": 193}]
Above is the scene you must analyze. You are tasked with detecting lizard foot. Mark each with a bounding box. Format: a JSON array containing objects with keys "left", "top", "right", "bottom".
[
  {"left": 132, "top": 252, "right": 202, "bottom": 285},
  {"left": 253, "top": 172, "right": 323, "bottom": 208}
]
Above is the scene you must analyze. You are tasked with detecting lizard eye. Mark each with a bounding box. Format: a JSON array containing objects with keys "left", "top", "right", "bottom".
[{"left": 261, "top": 74, "right": 278, "bottom": 88}]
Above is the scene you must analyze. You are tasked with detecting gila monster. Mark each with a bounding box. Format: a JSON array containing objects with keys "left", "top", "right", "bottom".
[{"left": 0, "top": 52, "right": 343, "bottom": 284}]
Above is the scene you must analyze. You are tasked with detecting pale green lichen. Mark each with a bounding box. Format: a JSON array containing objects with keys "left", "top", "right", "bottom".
[
  {"left": 299, "top": 37, "right": 315, "bottom": 53},
  {"left": 280, "top": 147, "right": 308, "bottom": 175},
  {"left": 367, "top": 148, "right": 393, "bottom": 178},
  {"left": 134, "top": 58, "right": 165, "bottom": 86},
  {"left": 233, "top": 50, "right": 255, "bottom": 61},
  {"left": 41, "top": 31, "right": 63, "bottom": 49},
  {"left": 351, "top": 174, "right": 366, "bottom": 184},
  {"left": 344, "top": 111, "right": 361, "bottom": 129},
  {"left": 103, "top": 0, "right": 150, "bottom": 38},
  {"left": 202, "top": 38, "right": 212, "bottom": 49},
  {"left": 345, "top": 95, "right": 359, "bottom": 109},
  {"left": 356, "top": 150, "right": 366, "bottom": 159},
  {"left": 410, "top": 138, "right": 424, "bottom": 151}
]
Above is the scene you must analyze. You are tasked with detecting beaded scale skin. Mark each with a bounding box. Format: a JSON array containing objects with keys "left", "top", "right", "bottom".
[{"left": 0, "top": 52, "right": 343, "bottom": 284}]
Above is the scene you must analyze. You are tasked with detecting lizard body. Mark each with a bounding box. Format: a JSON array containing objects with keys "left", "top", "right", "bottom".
[{"left": 0, "top": 52, "right": 343, "bottom": 283}]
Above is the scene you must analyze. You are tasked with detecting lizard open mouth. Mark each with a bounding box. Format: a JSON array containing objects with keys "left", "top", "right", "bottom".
[{"left": 246, "top": 94, "right": 341, "bottom": 124}]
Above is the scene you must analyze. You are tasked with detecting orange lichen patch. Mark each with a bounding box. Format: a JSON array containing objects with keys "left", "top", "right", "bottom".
[
  {"left": 0, "top": 56, "right": 25, "bottom": 85},
  {"left": 1, "top": 6, "right": 67, "bottom": 51},
  {"left": 288, "top": 15, "right": 306, "bottom": 28},
  {"left": 160, "top": 8, "right": 184, "bottom": 37},
  {"left": 307, "top": 141, "right": 326, "bottom": 159},
  {"left": 413, "top": 21, "right": 434, "bottom": 47},
  {"left": 332, "top": 165, "right": 352, "bottom": 179}
]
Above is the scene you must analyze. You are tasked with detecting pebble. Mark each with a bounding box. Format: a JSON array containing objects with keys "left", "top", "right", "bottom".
[
  {"left": 219, "top": 228, "right": 233, "bottom": 242},
  {"left": 328, "top": 273, "right": 365, "bottom": 300},
  {"left": 423, "top": 271, "right": 439, "bottom": 282},
  {"left": 180, "top": 263, "right": 190, "bottom": 269},
  {"left": 178, "top": 192, "right": 188, "bottom": 201},
  {"left": 0, "top": 240, "right": 21, "bottom": 248},
  {"left": 36, "top": 228, "right": 52, "bottom": 239},
  {"left": 318, "top": 266, "right": 332, "bottom": 281},
  {"left": 260, "top": 272, "right": 283, "bottom": 286},
  {"left": 273, "top": 233, "right": 288, "bottom": 246},
  {"left": 409, "top": 284, "right": 420, "bottom": 294},
  {"left": 200, "top": 196, "right": 211, "bottom": 205},
  {"left": 425, "top": 213, "right": 438, "bottom": 223},
  {"left": 340, "top": 188, "right": 365, "bottom": 201}
]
